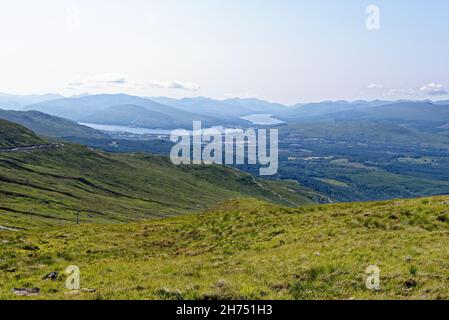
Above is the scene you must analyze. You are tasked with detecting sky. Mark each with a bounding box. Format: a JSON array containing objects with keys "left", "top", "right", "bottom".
[{"left": 0, "top": 0, "right": 448, "bottom": 104}]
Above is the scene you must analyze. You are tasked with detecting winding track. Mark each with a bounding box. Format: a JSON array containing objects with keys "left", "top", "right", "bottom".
[
  {"left": 0, "top": 225, "right": 18, "bottom": 231},
  {"left": 0, "top": 143, "right": 63, "bottom": 153}
]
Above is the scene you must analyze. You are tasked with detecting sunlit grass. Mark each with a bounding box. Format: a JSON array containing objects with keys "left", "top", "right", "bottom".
[{"left": 1, "top": 196, "right": 448, "bottom": 300}]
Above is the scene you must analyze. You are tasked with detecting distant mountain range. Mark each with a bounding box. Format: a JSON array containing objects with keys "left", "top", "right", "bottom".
[
  {"left": 2, "top": 92, "right": 449, "bottom": 131},
  {"left": 20, "top": 94, "right": 265, "bottom": 129},
  {"left": 0, "top": 93, "right": 64, "bottom": 110},
  {"left": 276, "top": 100, "right": 449, "bottom": 126},
  {"left": 151, "top": 97, "right": 286, "bottom": 117},
  {"left": 1, "top": 93, "right": 289, "bottom": 130}
]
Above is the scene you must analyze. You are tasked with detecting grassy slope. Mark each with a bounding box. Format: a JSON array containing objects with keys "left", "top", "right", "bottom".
[
  {"left": 0, "top": 143, "right": 317, "bottom": 229},
  {"left": 0, "top": 119, "right": 46, "bottom": 148},
  {"left": 1, "top": 196, "right": 448, "bottom": 300}
]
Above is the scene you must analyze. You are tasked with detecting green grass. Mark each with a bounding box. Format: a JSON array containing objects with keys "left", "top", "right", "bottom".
[
  {"left": 1, "top": 196, "right": 448, "bottom": 300},
  {"left": 0, "top": 119, "right": 46, "bottom": 148},
  {"left": 0, "top": 142, "right": 317, "bottom": 230}
]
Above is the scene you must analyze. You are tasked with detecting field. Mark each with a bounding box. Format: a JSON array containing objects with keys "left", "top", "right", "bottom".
[{"left": 1, "top": 196, "right": 448, "bottom": 300}]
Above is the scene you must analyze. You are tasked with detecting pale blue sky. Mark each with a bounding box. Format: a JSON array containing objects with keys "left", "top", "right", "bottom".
[{"left": 0, "top": 0, "right": 448, "bottom": 104}]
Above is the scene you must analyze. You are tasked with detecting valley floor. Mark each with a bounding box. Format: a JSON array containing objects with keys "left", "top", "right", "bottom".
[{"left": 1, "top": 196, "right": 448, "bottom": 300}]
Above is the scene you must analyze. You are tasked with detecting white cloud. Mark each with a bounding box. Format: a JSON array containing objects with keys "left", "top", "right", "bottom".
[
  {"left": 224, "top": 92, "right": 259, "bottom": 99},
  {"left": 66, "top": 5, "right": 81, "bottom": 31},
  {"left": 67, "top": 73, "right": 128, "bottom": 88},
  {"left": 87, "top": 73, "right": 127, "bottom": 85},
  {"left": 382, "top": 88, "right": 416, "bottom": 97},
  {"left": 67, "top": 74, "right": 199, "bottom": 91},
  {"left": 420, "top": 83, "right": 448, "bottom": 96},
  {"left": 147, "top": 80, "right": 200, "bottom": 91},
  {"left": 367, "top": 83, "right": 384, "bottom": 89},
  {"left": 365, "top": 83, "right": 417, "bottom": 98}
]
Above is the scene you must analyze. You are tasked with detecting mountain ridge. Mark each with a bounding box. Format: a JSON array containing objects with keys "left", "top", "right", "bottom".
[
  {"left": 0, "top": 109, "right": 109, "bottom": 139},
  {"left": 0, "top": 119, "right": 47, "bottom": 148}
]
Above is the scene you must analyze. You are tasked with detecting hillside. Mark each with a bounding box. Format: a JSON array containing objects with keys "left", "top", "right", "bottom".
[
  {"left": 277, "top": 101, "right": 372, "bottom": 120},
  {"left": 152, "top": 97, "right": 286, "bottom": 117},
  {"left": 1, "top": 196, "right": 448, "bottom": 299},
  {"left": 0, "top": 119, "right": 46, "bottom": 148},
  {"left": 277, "top": 101, "right": 449, "bottom": 135},
  {"left": 0, "top": 140, "right": 319, "bottom": 230},
  {"left": 0, "top": 109, "right": 109, "bottom": 139},
  {"left": 359, "top": 102, "right": 449, "bottom": 122},
  {"left": 80, "top": 104, "right": 175, "bottom": 128},
  {"left": 282, "top": 120, "right": 449, "bottom": 149}
]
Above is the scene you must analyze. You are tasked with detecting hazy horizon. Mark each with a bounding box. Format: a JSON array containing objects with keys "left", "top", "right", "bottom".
[
  {"left": 1, "top": 90, "right": 449, "bottom": 108},
  {"left": 1, "top": 0, "right": 449, "bottom": 104}
]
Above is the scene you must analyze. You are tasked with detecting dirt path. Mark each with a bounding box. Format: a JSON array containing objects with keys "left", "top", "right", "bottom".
[
  {"left": 250, "top": 175, "right": 298, "bottom": 206},
  {"left": 0, "top": 225, "right": 18, "bottom": 231},
  {"left": 0, "top": 143, "right": 63, "bottom": 153}
]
